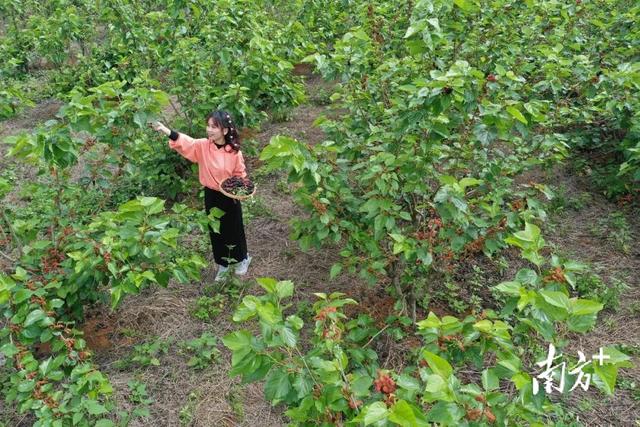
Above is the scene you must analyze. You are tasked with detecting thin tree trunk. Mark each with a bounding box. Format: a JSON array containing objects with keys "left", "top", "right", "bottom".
[{"left": 391, "top": 258, "right": 408, "bottom": 316}]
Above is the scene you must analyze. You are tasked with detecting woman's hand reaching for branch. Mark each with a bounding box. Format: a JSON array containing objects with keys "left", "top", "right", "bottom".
[{"left": 150, "top": 121, "right": 171, "bottom": 136}]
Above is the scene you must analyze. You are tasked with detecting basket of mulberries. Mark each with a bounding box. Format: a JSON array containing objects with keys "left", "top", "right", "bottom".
[{"left": 220, "top": 176, "right": 256, "bottom": 200}]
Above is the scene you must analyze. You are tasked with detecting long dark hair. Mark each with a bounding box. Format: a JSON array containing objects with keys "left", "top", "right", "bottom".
[{"left": 207, "top": 110, "right": 241, "bottom": 151}]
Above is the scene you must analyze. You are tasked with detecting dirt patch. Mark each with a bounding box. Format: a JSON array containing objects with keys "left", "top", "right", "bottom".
[
  {"left": 292, "top": 63, "right": 314, "bottom": 76},
  {"left": 80, "top": 311, "right": 141, "bottom": 354},
  {"left": 0, "top": 100, "right": 62, "bottom": 141}
]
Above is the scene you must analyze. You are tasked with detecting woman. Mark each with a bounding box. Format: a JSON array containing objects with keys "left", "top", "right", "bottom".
[{"left": 151, "top": 111, "right": 251, "bottom": 281}]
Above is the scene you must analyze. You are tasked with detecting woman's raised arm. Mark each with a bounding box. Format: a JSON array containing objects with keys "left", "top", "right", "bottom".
[{"left": 151, "top": 121, "right": 202, "bottom": 163}]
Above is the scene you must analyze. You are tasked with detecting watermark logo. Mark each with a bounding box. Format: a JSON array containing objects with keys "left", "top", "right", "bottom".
[{"left": 533, "top": 344, "right": 610, "bottom": 395}]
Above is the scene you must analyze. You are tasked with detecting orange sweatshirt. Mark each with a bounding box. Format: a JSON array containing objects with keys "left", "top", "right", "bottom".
[{"left": 168, "top": 133, "right": 247, "bottom": 191}]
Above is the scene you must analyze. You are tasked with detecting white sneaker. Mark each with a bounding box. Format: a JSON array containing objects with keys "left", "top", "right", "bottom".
[
  {"left": 214, "top": 264, "right": 229, "bottom": 281},
  {"left": 236, "top": 255, "right": 252, "bottom": 275}
]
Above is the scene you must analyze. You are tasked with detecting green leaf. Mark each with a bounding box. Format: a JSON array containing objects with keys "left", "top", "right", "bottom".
[
  {"left": 516, "top": 269, "right": 538, "bottom": 285},
  {"left": 286, "top": 315, "right": 304, "bottom": 331},
  {"left": 593, "top": 363, "right": 618, "bottom": 395},
  {"left": 482, "top": 368, "right": 499, "bottom": 391},
  {"left": 0, "top": 275, "right": 16, "bottom": 304},
  {"left": 417, "top": 312, "right": 441, "bottom": 329},
  {"left": 473, "top": 319, "right": 492, "bottom": 333},
  {"left": 422, "top": 351, "right": 453, "bottom": 379},
  {"left": 423, "top": 374, "right": 451, "bottom": 402},
  {"left": 597, "top": 347, "right": 633, "bottom": 366},
  {"left": 24, "top": 309, "right": 46, "bottom": 327},
  {"left": 426, "top": 402, "right": 464, "bottom": 424},
  {"left": 293, "top": 373, "right": 313, "bottom": 398},
  {"left": 13, "top": 288, "right": 34, "bottom": 306},
  {"left": 39, "top": 357, "right": 53, "bottom": 376},
  {"left": 404, "top": 22, "right": 426, "bottom": 39},
  {"left": 279, "top": 326, "right": 297, "bottom": 347},
  {"left": 85, "top": 399, "right": 108, "bottom": 415},
  {"left": 506, "top": 105, "right": 528, "bottom": 124},
  {"left": 363, "top": 401, "right": 389, "bottom": 425},
  {"left": 256, "top": 301, "right": 281, "bottom": 325},
  {"left": 493, "top": 281, "right": 521, "bottom": 297},
  {"left": 459, "top": 177, "right": 482, "bottom": 189},
  {"left": 234, "top": 296, "right": 259, "bottom": 322},
  {"left": 566, "top": 313, "right": 598, "bottom": 332},
  {"left": 0, "top": 343, "right": 19, "bottom": 357},
  {"left": 453, "top": 0, "right": 472, "bottom": 12},
  {"left": 18, "top": 380, "right": 36, "bottom": 392},
  {"left": 222, "top": 330, "right": 253, "bottom": 351},
  {"left": 389, "top": 400, "right": 429, "bottom": 426},
  {"left": 396, "top": 374, "right": 421, "bottom": 399},
  {"left": 329, "top": 263, "right": 342, "bottom": 279},
  {"left": 264, "top": 368, "right": 292, "bottom": 403},
  {"left": 276, "top": 280, "right": 294, "bottom": 299},
  {"left": 351, "top": 375, "right": 374, "bottom": 396},
  {"left": 509, "top": 222, "right": 542, "bottom": 245},
  {"left": 94, "top": 420, "right": 115, "bottom": 427},
  {"left": 539, "top": 290, "right": 570, "bottom": 312},
  {"left": 257, "top": 277, "right": 278, "bottom": 294},
  {"left": 570, "top": 299, "right": 603, "bottom": 316},
  {"left": 511, "top": 371, "right": 531, "bottom": 390}
]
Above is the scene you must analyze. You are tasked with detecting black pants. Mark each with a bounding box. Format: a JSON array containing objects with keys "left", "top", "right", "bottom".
[{"left": 204, "top": 187, "right": 248, "bottom": 267}]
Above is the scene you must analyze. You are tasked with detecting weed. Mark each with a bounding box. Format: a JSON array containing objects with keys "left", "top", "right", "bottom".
[
  {"left": 593, "top": 212, "right": 632, "bottom": 254},
  {"left": 618, "top": 377, "right": 640, "bottom": 401},
  {"left": 227, "top": 384, "right": 246, "bottom": 422},
  {"left": 271, "top": 107, "right": 294, "bottom": 123},
  {"left": 205, "top": 273, "right": 250, "bottom": 302},
  {"left": 179, "top": 332, "right": 221, "bottom": 369},
  {"left": 113, "top": 379, "right": 154, "bottom": 424},
  {"left": 252, "top": 166, "right": 278, "bottom": 181},
  {"left": 275, "top": 178, "right": 292, "bottom": 194},
  {"left": 576, "top": 398, "right": 594, "bottom": 412},
  {"left": 310, "top": 87, "right": 333, "bottom": 106},
  {"left": 281, "top": 248, "right": 296, "bottom": 259},
  {"left": 550, "top": 185, "right": 593, "bottom": 212},
  {"left": 468, "top": 265, "right": 487, "bottom": 312},
  {"left": 127, "top": 379, "right": 153, "bottom": 417},
  {"left": 114, "top": 338, "right": 173, "bottom": 370},
  {"left": 606, "top": 212, "right": 632, "bottom": 254},
  {"left": 548, "top": 185, "right": 569, "bottom": 212},
  {"left": 120, "top": 327, "right": 144, "bottom": 339},
  {"left": 616, "top": 343, "right": 640, "bottom": 357},
  {"left": 433, "top": 266, "right": 487, "bottom": 314},
  {"left": 243, "top": 195, "right": 276, "bottom": 223},
  {"left": 192, "top": 237, "right": 211, "bottom": 257},
  {"left": 436, "top": 281, "right": 468, "bottom": 313},
  {"left": 190, "top": 295, "right": 227, "bottom": 322},
  {"left": 295, "top": 299, "right": 315, "bottom": 321},
  {"left": 492, "top": 255, "right": 510, "bottom": 275},
  {"left": 628, "top": 302, "right": 640, "bottom": 316},
  {"left": 574, "top": 273, "right": 628, "bottom": 311},
  {"left": 179, "top": 390, "right": 201, "bottom": 426}
]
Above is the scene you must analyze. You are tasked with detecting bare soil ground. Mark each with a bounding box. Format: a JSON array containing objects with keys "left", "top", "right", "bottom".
[{"left": 1, "top": 71, "right": 638, "bottom": 426}]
